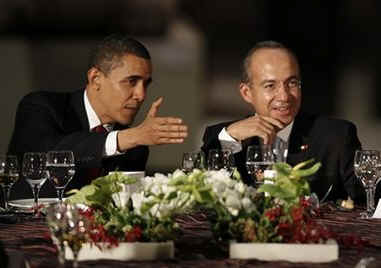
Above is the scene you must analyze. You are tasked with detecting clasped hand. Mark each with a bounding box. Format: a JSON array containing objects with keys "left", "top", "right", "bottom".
[{"left": 226, "top": 114, "right": 285, "bottom": 145}]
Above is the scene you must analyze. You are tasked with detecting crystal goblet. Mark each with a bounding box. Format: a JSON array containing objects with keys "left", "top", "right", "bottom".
[
  {"left": 46, "top": 203, "right": 88, "bottom": 268},
  {"left": 0, "top": 155, "right": 19, "bottom": 212},
  {"left": 46, "top": 151, "right": 75, "bottom": 203},
  {"left": 22, "top": 152, "right": 47, "bottom": 216},
  {"left": 353, "top": 149, "right": 380, "bottom": 218}
]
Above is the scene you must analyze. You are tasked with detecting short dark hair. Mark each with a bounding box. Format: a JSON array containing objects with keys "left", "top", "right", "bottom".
[
  {"left": 241, "top": 40, "right": 298, "bottom": 84},
  {"left": 89, "top": 34, "right": 151, "bottom": 75}
]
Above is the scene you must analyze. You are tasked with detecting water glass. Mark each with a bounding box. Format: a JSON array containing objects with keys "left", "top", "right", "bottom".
[
  {"left": 46, "top": 203, "right": 88, "bottom": 268},
  {"left": 207, "top": 149, "right": 235, "bottom": 175},
  {"left": 353, "top": 149, "right": 380, "bottom": 218},
  {"left": 246, "top": 144, "right": 275, "bottom": 187},
  {"left": 46, "top": 151, "right": 76, "bottom": 203},
  {"left": 181, "top": 151, "right": 205, "bottom": 173},
  {"left": 22, "top": 152, "right": 47, "bottom": 216},
  {"left": 272, "top": 137, "right": 288, "bottom": 162},
  {"left": 0, "top": 155, "right": 20, "bottom": 211}
]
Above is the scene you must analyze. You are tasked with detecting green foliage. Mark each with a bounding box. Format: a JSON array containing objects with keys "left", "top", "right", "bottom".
[{"left": 257, "top": 159, "right": 321, "bottom": 207}]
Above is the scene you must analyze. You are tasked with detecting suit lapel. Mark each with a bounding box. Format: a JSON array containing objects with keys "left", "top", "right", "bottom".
[{"left": 287, "top": 113, "right": 315, "bottom": 166}]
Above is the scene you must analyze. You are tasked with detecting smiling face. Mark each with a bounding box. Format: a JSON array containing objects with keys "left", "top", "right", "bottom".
[
  {"left": 88, "top": 53, "right": 152, "bottom": 125},
  {"left": 240, "top": 48, "right": 301, "bottom": 125}
]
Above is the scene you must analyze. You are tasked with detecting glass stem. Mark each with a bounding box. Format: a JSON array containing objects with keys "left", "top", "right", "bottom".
[
  {"left": 3, "top": 185, "right": 11, "bottom": 211},
  {"left": 57, "top": 242, "right": 66, "bottom": 267},
  {"left": 2, "top": 186, "right": 10, "bottom": 211},
  {"left": 72, "top": 251, "right": 79, "bottom": 268},
  {"left": 56, "top": 189, "right": 64, "bottom": 203},
  {"left": 365, "top": 185, "right": 376, "bottom": 216},
  {"left": 32, "top": 184, "right": 41, "bottom": 216}
]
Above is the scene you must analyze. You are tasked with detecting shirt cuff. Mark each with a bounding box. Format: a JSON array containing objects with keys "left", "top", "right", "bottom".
[
  {"left": 218, "top": 127, "right": 242, "bottom": 154},
  {"left": 104, "top": 131, "right": 124, "bottom": 156}
]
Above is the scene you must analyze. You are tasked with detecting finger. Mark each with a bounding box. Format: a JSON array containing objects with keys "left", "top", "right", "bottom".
[
  {"left": 260, "top": 115, "right": 285, "bottom": 130},
  {"left": 154, "top": 117, "right": 183, "bottom": 125},
  {"left": 158, "top": 138, "right": 185, "bottom": 144},
  {"left": 155, "top": 125, "right": 188, "bottom": 132},
  {"left": 147, "top": 97, "right": 163, "bottom": 117},
  {"left": 157, "top": 131, "right": 188, "bottom": 138}
]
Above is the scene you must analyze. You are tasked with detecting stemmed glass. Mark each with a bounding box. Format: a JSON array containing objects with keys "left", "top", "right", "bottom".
[
  {"left": 353, "top": 149, "right": 380, "bottom": 218},
  {"left": 22, "top": 152, "right": 48, "bottom": 216},
  {"left": 46, "top": 151, "right": 75, "bottom": 203},
  {"left": 0, "top": 155, "right": 19, "bottom": 212},
  {"left": 207, "top": 149, "right": 235, "bottom": 175},
  {"left": 246, "top": 144, "right": 275, "bottom": 187},
  {"left": 272, "top": 137, "right": 288, "bottom": 162},
  {"left": 181, "top": 151, "right": 205, "bottom": 173},
  {"left": 46, "top": 203, "right": 88, "bottom": 268}
]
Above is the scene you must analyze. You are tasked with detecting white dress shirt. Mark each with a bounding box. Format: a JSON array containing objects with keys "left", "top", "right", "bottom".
[
  {"left": 218, "top": 121, "right": 294, "bottom": 153},
  {"left": 84, "top": 90, "right": 121, "bottom": 157}
]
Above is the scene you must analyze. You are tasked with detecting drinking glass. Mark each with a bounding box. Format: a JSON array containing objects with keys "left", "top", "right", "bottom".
[
  {"left": 246, "top": 144, "right": 275, "bottom": 187},
  {"left": 46, "top": 151, "right": 75, "bottom": 203},
  {"left": 0, "top": 155, "right": 19, "bottom": 211},
  {"left": 46, "top": 203, "right": 88, "bottom": 268},
  {"left": 272, "top": 137, "right": 288, "bottom": 162},
  {"left": 181, "top": 151, "right": 205, "bottom": 173},
  {"left": 353, "top": 149, "right": 380, "bottom": 218},
  {"left": 22, "top": 152, "right": 47, "bottom": 216},
  {"left": 207, "top": 149, "right": 235, "bottom": 175}
]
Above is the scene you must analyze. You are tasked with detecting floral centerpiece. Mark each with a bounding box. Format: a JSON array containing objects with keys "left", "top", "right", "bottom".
[{"left": 61, "top": 159, "right": 359, "bottom": 262}]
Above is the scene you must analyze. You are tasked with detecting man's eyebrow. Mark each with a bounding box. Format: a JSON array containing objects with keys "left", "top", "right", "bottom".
[
  {"left": 120, "top": 75, "right": 152, "bottom": 85},
  {"left": 260, "top": 75, "right": 300, "bottom": 85},
  {"left": 260, "top": 79, "right": 276, "bottom": 85}
]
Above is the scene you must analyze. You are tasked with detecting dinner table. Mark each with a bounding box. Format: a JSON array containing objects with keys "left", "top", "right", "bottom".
[{"left": 1, "top": 203, "right": 381, "bottom": 268}]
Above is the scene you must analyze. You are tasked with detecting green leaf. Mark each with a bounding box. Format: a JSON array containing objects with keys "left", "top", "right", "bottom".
[
  {"left": 66, "top": 185, "right": 97, "bottom": 205},
  {"left": 292, "top": 158, "right": 315, "bottom": 171},
  {"left": 291, "top": 162, "right": 321, "bottom": 178}
]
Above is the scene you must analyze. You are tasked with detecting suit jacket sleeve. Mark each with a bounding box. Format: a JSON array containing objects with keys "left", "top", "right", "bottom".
[{"left": 8, "top": 92, "right": 109, "bottom": 169}]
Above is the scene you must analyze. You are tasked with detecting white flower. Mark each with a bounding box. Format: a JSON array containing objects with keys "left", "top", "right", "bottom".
[
  {"left": 242, "top": 197, "right": 255, "bottom": 213},
  {"left": 234, "top": 182, "right": 245, "bottom": 194},
  {"left": 172, "top": 169, "right": 186, "bottom": 178}
]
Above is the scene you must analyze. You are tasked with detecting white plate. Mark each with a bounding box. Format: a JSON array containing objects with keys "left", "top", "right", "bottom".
[{"left": 8, "top": 198, "right": 59, "bottom": 209}]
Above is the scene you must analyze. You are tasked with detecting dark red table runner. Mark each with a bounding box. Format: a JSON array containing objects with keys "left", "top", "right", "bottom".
[{"left": 1, "top": 205, "right": 381, "bottom": 268}]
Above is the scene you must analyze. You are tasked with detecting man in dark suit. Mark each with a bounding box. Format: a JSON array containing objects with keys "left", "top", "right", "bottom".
[
  {"left": 201, "top": 41, "right": 365, "bottom": 204},
  {"left": 8, "top": 34, "right": 188, "bottom": 199}
]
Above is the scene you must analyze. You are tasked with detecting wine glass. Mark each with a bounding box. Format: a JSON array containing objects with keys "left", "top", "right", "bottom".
[
  {"left": 272, "top": 137, "right": 288, "bottom": 162},
  {"left": 22, "top": 152, "right": 48, "bottom": 216},
  {"left": 207, "top": 149, "right": 235, "bottom": 175},
  {"left": 246, "top": 145, "right": 275, "bottom": 187},
  {"left": 46, "top": 203, "right": 88, "bottom": 268},
  {"left": 181, "top": 151, "right": 205, "bottom": 173},
  {"left": 0, "top": 155, "right": 19, "bottom": 212},
  {"left": 46, "top": 151, "right": 75, "bottom": 203},
  {"left": 353, "top": 149, "right": 380, "bottom": 218}
]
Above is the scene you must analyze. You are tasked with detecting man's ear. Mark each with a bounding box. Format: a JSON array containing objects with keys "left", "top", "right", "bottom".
[
  {"left": 239, "top": 82, "right": 253, "bottom": 104},
  {"left": 87, "top": 67, "right": 102, "bottom": 90}
]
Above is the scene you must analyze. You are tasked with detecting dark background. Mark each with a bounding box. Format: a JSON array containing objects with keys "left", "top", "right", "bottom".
[{"left": 1, "top": 0, "right": 380, "bottom": 174}]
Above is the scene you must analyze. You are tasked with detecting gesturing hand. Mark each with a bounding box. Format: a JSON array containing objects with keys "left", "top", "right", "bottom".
[
  {"left": 117, "top": 97, "right": 188, "bottom": 151},
  {"left": 226, "top": 114, "right": 285, "bottom": 145}
]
